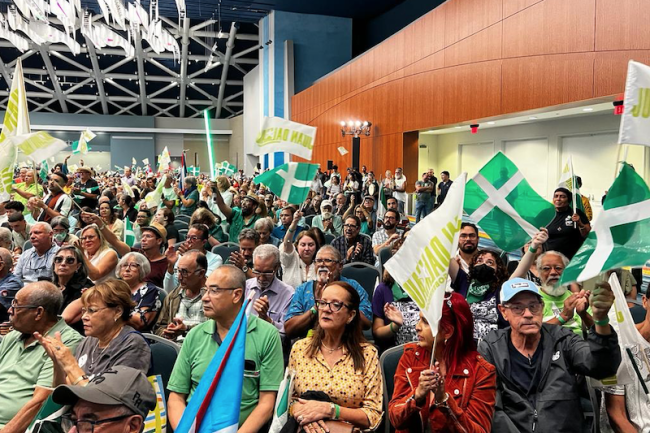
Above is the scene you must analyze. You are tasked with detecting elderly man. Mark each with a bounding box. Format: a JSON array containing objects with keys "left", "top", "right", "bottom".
[
  {"left": 154, "top": 250, "right": 208, "bottom": 341},
  {"left": 456, "top": 222, "right": 479, "bottom": 273},
  {"left": 331, "top": 215, "right": 374, "bottom": 265},
  {"left": 245, "top": 244, "right": 294, "bottom": 335},
  {"left": 52, "top": 366, "right": 156, "bottom": 433},
  {"left": 393, "top": 167, "right": 407, "bottom": 215},
  {"left": 312, "top": 200, "right": 342, "bottom": 236},
  {"left": 0, "top": 227, "right": 12, "bottom": 251},
  {"left": 122, "top": 166, "right": 136, "bottom": 187},
  {"left": 478, "top": 278, "right": 621, "bottom": 433},
  {"left": 284, "top": 245, "right": 373, "bottom": 339},
  {"left": 372, "top": 209, "right": 402, "bottom": 255},
  {"left": 11, "top": 170, "right": 43, "bottom": 212},
  {"left": 0, "top": 248, "right": 23, "bottom": 322},
  {"left": 227, "top": 228, "right": 260, "bottom": 280},
  {"left": 212, "top": 188, "right": 260, "bottom": 241},
  {"left": 167, "top": 265, "right": 283, "bottom": 431},
  {"left": 163, "top": 224, "right": 223, "bottom": 293},
  {"left": 73, "top": 167, "right": 100, "bottom": 209},
  {"left": 272, "top": 206, "right": 304, "bottom": 241},
  {"left": 14, "top": 222, "right": 59, "bottom": 282},
  {"left": 34, "top": 172, "right": 73, "bottom": 221},
  {"left": 333, "top": 193, "right": 348, "bottom": 217},
  {"left": 0, "top": 282, "right": 82, "bottom": 432}
]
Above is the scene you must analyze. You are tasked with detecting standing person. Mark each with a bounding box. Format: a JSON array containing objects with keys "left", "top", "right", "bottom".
[
  {"left": 436, "top": 171, "right": 452, "bottom": 207},
  {"left": 175, "top": 176, "right": 199, "bottom": 217},
  {"left": 161, "top": 174, "right": 179, "bottom": 211},
  {"left": 34, "top": 172, "right": 73, "bottom": 221},
  {"left": 544, "top": 187, "right": 590, "bottom": 259},
  {"left": 117, "top": 194, "right": 137, "bottom": 223},
  {"left": 456, "top": 222, "right": 480, "bottom": 273},
  {"left": 426, "top": 168, "right": 437, "bottom": 214},
  {"left": 212, "top": 188, "right": 261, "bottom": 242},
  {"left": 122, "top": 166, "right": 136, "bottom": 186},
  {"left": 393, "top": 167, "right": 407, "bottom": 215},
  {"left": 73, "top": 167, "right": 100, "bottom": 209},
  {"left": 414, "top": 172, "right": 433, "bottom": 223},
  {"left": 280, "top": 212, "right": 320, "bottom": 290}
]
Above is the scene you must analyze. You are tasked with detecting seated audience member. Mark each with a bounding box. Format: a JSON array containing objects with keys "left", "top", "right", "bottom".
[
  {"left": 0, "top": 227, "right": 13, "bottom": 252},
  {"left": 99, "top": 201, "right": 124, "bottom": 239},
  {"left": 456, "top": 222, "right": 480, "bottom": 274},
  {"left": 53, "top": 246, "right": 93, "bottom": 332},
  {"left": 479, "top": 278, "right": 621, "bottom": 433},
  {"left": 77, "top": 225, "right": 119, "bottom": 283},
  {"left": 8, "top": 212, "right": 30, "bottom": 252},
  {"left": 189, "top": 207, "right": 227, "bottom": 246},
  {"left": 311, "top": 200, "right": 342, "bottom": 236},
  {"left": 288, "top": 281, "right": 383, "bottom": 432},
  {"left": 153, "top": 207, "right": 178, "bottom": 247},
  {"left": 52, "top": 366, "right": 156, "bottom": 433},
  {"left": 117, "top": 252, "right": 162, "bottom": 333},
  {"left": 4, "top": 200, "right": 25, "bottom": 219},
  {"left": 449, "top": 249, "right": 509, "bottom": 341},
  {"left": 245, "top": 244, "right": 294, "bottom": 335},
  {"left": 212, "top": 187, "right": 261, "bottom": 241},
  {"left": 0, "top": 282, "right": 83, "bottom": 432},
  {"left": 167, "top": 265, "right": 283, "bottom": 431},
  {"left": 303, "top": 194, "right": 322, "bottom": 217},
  {"left": 280, "top": 212, "right": 320, "bottom": 290},
  {"left": 0, "top": 247, "right": 23, "bottom": 322},
  {"left": 51, "top": 216, "right": 79, "bottom": 247},
  {"left": 272, "top": 206, "right": 304, "bottom": 242},
  {"left": 14, "top": 222, "right": 59, "bottom": 282},
  {"left": 386, "top": 196, "right": 408, "bottom": 225},
  {"left": 227, "top": 228, "right": 260, "bottom": 279},
  {"left": 544, "top": 187, "right": 590, "bottom": 259},
  {"left": 331, "top": 215, "right": 374, "bottom": 265},
  {"left": 154, "top": 250, "right": 208, "bottom": 340},
  {"left": 255, "top": 217, "right": 281, "bottom": 247},
  {"left": 284, "top": 245, "right": 372, "bottom": 339},
  {"left": 389, "top": 293, "right": 496, "bottom": 432},
  {"left": 36, "top": 279, "right": 151, "bottom": 386},
  {"left": 372, "top": 209, "right": 402, "bottom": 255},
  {"left": 134, "top": 209, "right": 151, "bottom": 242},
  {"left": 163, "top": 224, "right": 223, "bottom": 293}
]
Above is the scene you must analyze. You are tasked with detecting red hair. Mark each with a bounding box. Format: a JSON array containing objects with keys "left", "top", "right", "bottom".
[{"left": 438, "top": 292, "right": 476, "bottom": 374}]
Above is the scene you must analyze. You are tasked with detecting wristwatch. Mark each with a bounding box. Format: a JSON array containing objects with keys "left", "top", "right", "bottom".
[{"left": 242, "top": 265, "right": 249, "bottom": 273}]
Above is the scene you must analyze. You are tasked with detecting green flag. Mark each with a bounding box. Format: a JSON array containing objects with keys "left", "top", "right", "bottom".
[
  {"left": 464, "top": 152, "right": 556, "bottom": 252},
  {"left": 216, "top": 161, "right": 236, "bottom": 177},
  {"left": 377, "top": 185, "right": 388, "bottom": 220},
  {"left": 254, "top": 162, "right": 319, "bottom": 205},
  {"left": 560, "top": 163, "right": 650, "bottom": 284},
  {"left": 124, "top": 217, "right": 136, "bottom": 247},
  {"left": 39, "top": 160, "right": 49, "bottom": 182},
  {"left": 188, "top": 166, "right": 200, "bottom": 176}
]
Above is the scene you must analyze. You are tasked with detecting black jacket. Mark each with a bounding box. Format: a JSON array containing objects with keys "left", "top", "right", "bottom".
[{"left": 478, "top": 323, "right": 621, "bottom": 433}]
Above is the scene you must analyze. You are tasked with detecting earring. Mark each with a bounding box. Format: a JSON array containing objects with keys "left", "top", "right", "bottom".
[
  {"left": 444, "top": 339, "right": 448, "bottom": 344},
  {"left": 114, "top": 317, "right": 118, "bottom": 323}
]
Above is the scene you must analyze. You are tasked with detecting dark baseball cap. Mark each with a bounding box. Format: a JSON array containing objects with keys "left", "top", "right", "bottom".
[{"left": 52, "top": 366, "right": 156, "bottom": 418}]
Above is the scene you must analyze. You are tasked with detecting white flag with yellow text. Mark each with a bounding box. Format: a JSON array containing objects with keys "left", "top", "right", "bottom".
[
  {"left": 619, "top": 60, "right": 650, "bottom": 146},
  {"left": 254, "top": 116, "right": 316, "bottom": 160}
]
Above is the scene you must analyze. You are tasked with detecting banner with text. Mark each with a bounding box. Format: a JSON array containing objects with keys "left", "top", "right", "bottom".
[
  {"left": 254, "top": 116, "right": 317, "bottom": 160},
  {"left": 619, "top": 60, "right": 650, "bottom": 147}
]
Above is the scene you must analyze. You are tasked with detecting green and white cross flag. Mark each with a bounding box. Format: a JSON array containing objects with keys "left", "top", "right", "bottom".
[
  {"left": 254, "top": 162, "right": 319, "bottom": 205},
  {"left": 39, "top": 160, "right": 49, "bottom": 182},
  {"left": 188, "top": 166, "right": 200, "bottom": 176},
  {"left": 560, "top": 163, "right": 650, "bottom": 284},
  {"left": 268, "top": 368, "right": 296, "bottom": 433},
  {"left": 464, "top": 152, "right": 556, "bottom": 252},
  {"left": 124, "top": 217, "right": 136, "bottom": 247},
  {"left": 216, "top": 161, "right": 236, "bottom": 177},
  {"left": 377, "top": 185, "right": 388, "bottom": 220}
]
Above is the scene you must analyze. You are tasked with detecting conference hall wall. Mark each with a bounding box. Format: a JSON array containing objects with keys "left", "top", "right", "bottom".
[{"left": 290, "top": 0, "right": 650, "bottom": 190}]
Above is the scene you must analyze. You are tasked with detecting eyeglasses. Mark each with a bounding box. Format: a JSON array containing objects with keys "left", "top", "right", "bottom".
[
  {"left": 343, "top": 224, "right": 358, "bottom": 229},
  {"left": 252, "top": 269, "right": 275, "bottom": 277},
  {"left": 315, "top": 299, "right": 350, "bottom": 312},
  {"left": 314, "top": 258, "right": 339, "bottom": 265},
  {"left": 541, "top": 266, "right": 564, "bottom": 273},
  {"left": 176, "top": 268, "right": 204, "bottom": 278},
  {"left": 80, "top": 235, "right": 98, "bottom": 241},
  {"left": 10, "top": 300, "right": 39, "bottom": 310},
  {"left": 61, "top": 413, "right": 133, "bottom": 433},
  {"left": 120, "top": 263, "right": 141, "bottom": 270},
  {"left": 81, "top": 306, "right": 112, "bottom": 316},
  {"left": 206, "top": 286, "right": 239, "bottom": 296},
  {"left": 186, "top": 235, "right": 203, "bottom": 242},
  {"left": 54, "top": 256, "right": 76, "bottom": 265},
  {"left": 503, "top": 302, "right": 543, "bottom": 316},
  {"left": 459, "top": 233, "right": 478, "bottom": 239},
  {"left": 384, "top": 216, "right": 397, "bottom": 221}
]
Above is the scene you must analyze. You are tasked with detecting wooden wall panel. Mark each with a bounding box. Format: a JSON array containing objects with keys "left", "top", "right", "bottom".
[
  {"left": 594, "top": 50, "right": 650, "bottom": 97},
  {"left": 503, "top": 0, "right": 543, "bottom": 18},
  {"left": 372, "top": 80, "right": 404, "bottom": 136},
  {"left": 350, "top": 50, "right": 375, "bottom": 92},
  {"left": 444, "top": 0, "right": 502, "bottom": 47},
  {"left": 403, "top": 70, "right": 444, "bottom": 132},
  {"left": 443, "top": 61, "right": 502, "bottom": 124},
  {"left": 444, "top": 22, "right": 502, "bottom": 67},
  {"left": 373, "top": 32, "right": 405, "bottom": 83},
  {"left": 595, "top": 0, "right": 650, "bottom": 51},
  {"left": 403, "top": 131, "right": 420, "bottom": 192}
]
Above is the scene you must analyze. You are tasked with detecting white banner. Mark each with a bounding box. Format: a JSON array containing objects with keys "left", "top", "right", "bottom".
[
  {"left": 384, "top": 173, "right": 466, "bottom": 336},
  {"left": 619, "top": 60, "right": 650, "bottom": 147},
  {"left": 254, "top": 116, "right": 317, "bottom": 160}
]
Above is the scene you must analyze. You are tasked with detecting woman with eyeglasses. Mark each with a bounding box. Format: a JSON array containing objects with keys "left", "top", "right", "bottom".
[
  {"left": 117, "top": 252, "right": 162, "bottom": 332},
  {"left": 281, "top": 211, "right": 320, "bottom": 290},
  {"left": 389, "top": 292, "right": 497, "bottom": 433},
  {"left": 75, "top": 225, "right": 119, "bottom": 284},
  {"left": 99, "top": 200, "right": 124, "bottom": 240},
  {"left": 54, "top": 246, "right": 93, "bottom": 334},
  {"left": 288, "top": 281, "right": 383, "bottom": 432},
  {"left": 35, "top": 278, "right": 151, "bottom": 387}
]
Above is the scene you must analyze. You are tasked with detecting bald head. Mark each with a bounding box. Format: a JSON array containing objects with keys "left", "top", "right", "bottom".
[
  {"left": 0, "top": 247, "right": 12, "bottom": 276},
  {"left": 207, "top": 265, "right": 246, "bottom": 299}
]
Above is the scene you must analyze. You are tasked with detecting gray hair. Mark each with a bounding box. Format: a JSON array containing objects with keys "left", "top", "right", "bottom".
[
  {"left": 536, "top": 251, "right": 570, "bottom": 270},
  {"left": 50, "top": 216, "right": 70, "bottom": 230},
  {"left": 32, "top": 222, "right": 53, "bottom": 233},
  {"left": 238, "top": 228, "right": 260, "bottom": 244},
  {"left": 317, "top": 245, "right": 342, "bottom": 263},
  {"left": 253, "top": 244, "right": 280, "bottom": 267},
  {"left": 26, "top": 281, "right": 63, "bottom": 318},
  {"left": 184, "top": 176, "right": 197, "bottom": 188},
  {"left": 0, "top": 247, "right": 12, "bottom": 268},
  {"left": 254, "top": 218, "right": 274, "bottom": 232},
  {"left": 117, "top": 252, "right": 151, "bottom": 281},
  {"left": 0, "top": 227, "right": 12, "bottom": 248}
]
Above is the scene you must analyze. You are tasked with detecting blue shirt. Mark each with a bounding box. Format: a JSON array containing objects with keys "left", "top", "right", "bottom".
[
  {"left": 271, "top": 224, "right": 304, "bottom": 242},
  {"left": 285, "top": 276, "right": 373, "bottom": 323},
  {"left": 14, "top": 245, "right": 59, "bottom": 283},
  {"left": 0, "top": 273, "right": 24, "bottom": 310}
]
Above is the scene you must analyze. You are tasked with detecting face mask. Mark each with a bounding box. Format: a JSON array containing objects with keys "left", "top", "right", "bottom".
[
  {"left": 54, "top": 232, "right": 66, "bottom": 244},
  {"left": 473, "top": 264, "right": 496, "bottom": 284}
]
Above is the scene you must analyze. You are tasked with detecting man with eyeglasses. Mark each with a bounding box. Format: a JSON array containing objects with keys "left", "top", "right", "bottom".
[
  {"left": 284, "top": 245, "right": 372, "bottom": 339},
  {"left": 0, "top": 248, "right": 23, "bottom": 323},
  {"left": 332, "top": 215, "right": 374, "bottom": 265},
  {"left": 154, "top": 251, "right": 208, "bottom": 341},
  {"left": 168, "top": 265, "right": 283, "bottom": 432},
  {"left": 478, "top": 278, "right": 621, "bottom": 433},
  {"left": 312, "top": 200, "right": 342, "bottom": 236},
  {"left": 212, "top": 186, "right": 261, "bottom": 242},
  {"left": 456, "top": 222, "right": 480, "bottom": 273},
  {"left": 245, "top": 244, "right": 294, "bottom": 336},
  {"left": 14, "top": 222, "right": 59, "bottom": 283},
  {"left": 0, "top": 281, "right": 82, "bottom": 432},
  {"left": 372, "top": 209, "right": 402, "bottom": 255},
  {"left": 51, "top": 366, "right": 156, "bottom": 433},
  {"left": 163, "top": 224, "right": 223, "bottom": 293}
]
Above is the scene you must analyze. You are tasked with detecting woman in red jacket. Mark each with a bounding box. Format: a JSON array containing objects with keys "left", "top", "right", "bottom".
[{"left": 389, "top": 292, "right": 497, "bottom": 433}]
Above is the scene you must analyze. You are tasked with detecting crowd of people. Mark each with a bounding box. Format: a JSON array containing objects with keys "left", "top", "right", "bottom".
[{"left": 0, "top": 159, "right": 645, "bottom": 433}]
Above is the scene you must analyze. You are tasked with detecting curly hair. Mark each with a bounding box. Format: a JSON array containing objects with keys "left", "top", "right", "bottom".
[{"left": 468, "top": 249, "right": 509, "bottom": 293}]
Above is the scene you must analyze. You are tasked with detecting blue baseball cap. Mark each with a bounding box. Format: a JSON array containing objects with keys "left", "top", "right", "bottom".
[{"left": 500, "top": 278, "right": 540, "bottom": 304}]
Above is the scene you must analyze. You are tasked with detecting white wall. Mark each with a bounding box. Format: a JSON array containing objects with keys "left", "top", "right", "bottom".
[
  {"left": 421, "top": 113, "right": 648, "bottom": 218},
  {"left": 243, "top": 65, "right": 262, "bottom": 174},
  {"left": 19, "top": 151, "right": 111, "bottom": 172}
]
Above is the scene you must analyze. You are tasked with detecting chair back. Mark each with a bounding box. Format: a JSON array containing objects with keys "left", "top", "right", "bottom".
[
  {"left": 341, "top": 262, "right": 380, "bottom": 301},
  {"left": 142, "top": 333, "right": 180, "bottom": 399},
  {"left": 380, "top": 344, "right": 405, "bottom": 433},
  {"left": 175, "top": 214, "right": 191, "bottom": 223},
  {"left": 212, "top": 242, "right": 240, "bottom": 263},
  {"left": 178, "top": 228, "right": 188, "bottom": 242},
  {"left": 23, "top": 240, "right": 32, "bottom": 251},
  {"left": 324, "top": 234, "right": 335, "bottom": 245},
  {"left": 304, "top": 215, "right": 315, "bottom": 227},
  {"left": 175, "top": 220, "right": 189, "bottom": 230}
]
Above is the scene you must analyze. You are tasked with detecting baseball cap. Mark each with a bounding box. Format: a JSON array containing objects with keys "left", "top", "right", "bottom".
[
  {"left": 52, "top": 366, "right": 156, "bottom": 418},
  {"left": 320, "top": 200, "right": 333, "bottom": 212},
  {"left": 363, "top": 195, "right": 375, "bottom": 202},
  {"left": 141, "top": 222, "right": 167, "bottom": 244},
  {"left": 500, "top": 278, "right": 541, "bottom": 304}
]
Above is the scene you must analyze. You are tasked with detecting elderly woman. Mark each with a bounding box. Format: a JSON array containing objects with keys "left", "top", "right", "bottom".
[
  {"left": 389, "top": 293, "right": 497, "bottom": 432},
  {"left": 255, "top": 217, "right": 281, "bottom": 247},
  {"left": 35, "top": 278, "right": 151, "bottom": 386},
  {"left": 117, "top": 252, "right": 162, "bottom": 332},
  {"left": 281, "top": 211, "right": 320, "bottom": 290},
  {"left": 289, "top": 281, "right": 382, "bottom": 432},
  {"left": 190, "top": 207, "right": 227, "bottom": 246},
  {"left": 51, "top": 216, "right": 79, "bottom": 247},
  {"left": 153, "top": 207, "right": 178, "bottom": 247},
  {"left": 99, "top": 200, "right": 124, "bottom": 239},
  {"left": 76, "top": 224, "right": 119, "bottom": 283},
  {"left": 175, "top": 175, "right": 199, "bottom": 216}
]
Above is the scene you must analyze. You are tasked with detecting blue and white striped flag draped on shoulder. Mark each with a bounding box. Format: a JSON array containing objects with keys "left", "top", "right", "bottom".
[{"left": 174, "top": 300, "right": 249, "bottom": 433}]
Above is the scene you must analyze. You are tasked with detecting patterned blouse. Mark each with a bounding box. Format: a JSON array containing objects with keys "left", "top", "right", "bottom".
[{"left": 289, "top": 337, "right": 383, "bottom": 430}]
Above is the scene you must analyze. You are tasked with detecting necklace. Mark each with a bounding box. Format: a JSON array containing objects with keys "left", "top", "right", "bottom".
[
  {"left": 321, "top": 342, "right": 342, "bottom": 354},
  {"left": 89, "top": 325, "right": 123, "bottom": 371}
]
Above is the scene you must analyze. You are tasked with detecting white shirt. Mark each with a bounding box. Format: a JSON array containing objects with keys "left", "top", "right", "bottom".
[
  {"left": 280, "top": 248, "right": 317, "bottom": 291},
  {"left": 393, "top": 175, "right": 407, "bottom": 202}
]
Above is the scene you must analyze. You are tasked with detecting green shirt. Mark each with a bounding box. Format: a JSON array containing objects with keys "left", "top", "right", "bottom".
[
  {"left": 539, "top": 289, "right": 590, "bottom": 335},
  {"left": 167, "top": 315, "right": 283, "bottom": 426},
  {"left": 14, "top": 183, "right": 44, "bottom": 213},
  {"left": 227, "top": 208, "right": 260, "bottom": 242},
  {"left": 0, "top": 318, "right": 83, "bottom": 427}
]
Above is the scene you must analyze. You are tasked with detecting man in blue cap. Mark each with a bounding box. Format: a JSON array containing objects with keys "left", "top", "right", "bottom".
[{"left": 478, "top": 278, "right": 621, "bottom": 433}]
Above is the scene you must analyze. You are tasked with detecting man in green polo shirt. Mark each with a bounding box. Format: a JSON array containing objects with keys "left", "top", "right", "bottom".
[
  {"left": 167, "top": 265, "right": 283, "bottom": 432},
  {"left": 212, "top": 187, "right": 261, "bottom": 241},
  {"left": 0, "top": 281, "right": 83, "bottom": 432}
]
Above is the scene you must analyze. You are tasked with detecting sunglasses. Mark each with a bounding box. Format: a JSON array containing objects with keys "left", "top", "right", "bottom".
[{"left": 54, "top": 256, "right": 76, "bottom": 265}]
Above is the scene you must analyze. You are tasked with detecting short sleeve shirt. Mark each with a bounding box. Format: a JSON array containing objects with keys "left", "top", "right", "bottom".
[
  {"left": 75, "top": 178, "right": 100, "bottom": 208},
  {"left": 545, "top": 208, "right": 589, "bottom": 259},
  {"left": 539, "top": 289, "right": 587, "bottom": 335},
  {"left": 75, "top": 326, "right": 151, "bottom": 377},
  {"left": 415, "top": 180, "right": 433, "bottom": 202},
  {"left": 227, "top": 207, "right": 260, "bottom": 241}
]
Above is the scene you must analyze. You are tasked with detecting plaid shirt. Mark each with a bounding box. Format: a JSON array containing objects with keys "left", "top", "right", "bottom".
[{"left": 331, "top": 234, "right": 375, "bottom": 265}]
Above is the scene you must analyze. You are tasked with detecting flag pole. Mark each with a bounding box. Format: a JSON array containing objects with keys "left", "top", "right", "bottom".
[
  {"left": 570, "top": 156, "right": 576, "bottom": 229},
  {"left": 203, "top": 109, "right": 216, "bottom": 180}
]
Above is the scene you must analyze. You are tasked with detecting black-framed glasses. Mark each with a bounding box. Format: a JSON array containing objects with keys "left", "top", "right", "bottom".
[
  {"left": 343, "top": 224, "right": 359, "bottom": 229},
  {"left": 314, "top": 258, "right": 339, "bottom": 265},
  {"left": 315, "top": 299, "right": 350, "bottom": 312},
  {"left": 176, "top": 268, "right": 204, "bottom": 278},
  {"left": 206, "top": 286, "right": 240, "bottom": 296},
  {"left": 503, "top": 302, "right": 543, "bottom": 316},
  {"left": 252, "top": 269, "right": 275, "bottom": 277},
  {"left": 541, "top": 266, "right": 564, "bottom": 273},
  {"left": 61, "top": 413, "right": 133, "bottom": 433},
  {"left": 10, "top": 300, "right": 39, "bottom": 310},
  {"left": 120, "top": 263, "right": 141, "bottom": 270}
]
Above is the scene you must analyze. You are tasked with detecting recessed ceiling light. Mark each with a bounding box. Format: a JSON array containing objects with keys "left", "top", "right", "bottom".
[
  {"left": 583, "top": 108, "right": 594, "bottom": 112},
  {"left": 487, "top": 121, "right": 496, "bottom": 125},
  {"left": 455, "top": 126, "right": 462, "bottom": 129},
  {"left": 528, "top": 116, "right": 537, "bottom": 120}
]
